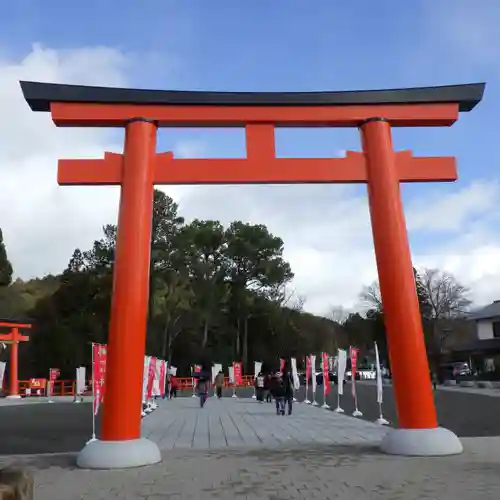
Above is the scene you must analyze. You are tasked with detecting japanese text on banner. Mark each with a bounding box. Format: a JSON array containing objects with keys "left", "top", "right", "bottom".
[
  {"left": 233, "top": 362, "right": 243, "bottom": 386},
  {"left": 92, "top": 343, "right": 107, "bottom": 415},
  {"left": 322, "top": 352, "right": 330, "bottom": 395}
]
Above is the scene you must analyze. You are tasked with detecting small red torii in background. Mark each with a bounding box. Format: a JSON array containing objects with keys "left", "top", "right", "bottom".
[{"left": 0, "top": 319, "right": 31, "bottom": 398}]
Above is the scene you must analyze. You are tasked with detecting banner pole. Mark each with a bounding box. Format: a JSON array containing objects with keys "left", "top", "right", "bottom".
[
  {"left": 374, "top": 342, "right": 389, "bottom": 425},
  {"left": 321, "top": 354, "right": 330, "bottom": 409},
  {"left": 352, "top": 377, "right": 363, "bottom": 417},
  {"left": 252, "top": 361, "right": 257, "bottom": 399},
  {"left": 334, "top": 390, "right": 344, "bottom": 413},
  {"left": 376, "top": 400, "right": 389, "bottom": 425},
  {"left": 47, "top": 369, "right": 54, "bottom": 404},
  {"left": 321, "top": 380, "right": 329, "bottom": 409},
  {"left": 304, "top": 355, "right": 311, "bottom": 404},
  {"left": 90, "top": 343, "right": 96, "bottom": 441}
]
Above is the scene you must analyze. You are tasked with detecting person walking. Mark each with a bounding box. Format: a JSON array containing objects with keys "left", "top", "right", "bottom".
[
  {"left": 215, "top": 370, "right": 224, "bottom": 399},
  {"left": 430, "top": 370, "right": 438, "bottom": 391},
  {"left": 169, "top": 373, "right": 179, "bottom": 399},
  {"left": 195, "top": 363, "right": 210, "bottom": 408},
  {"left": 264, "top": 372, "right": 272, "bottom": 403},
  {"left": 269, "top": 370, "right": 286, "bottom": 415},
  {"left": 166, "top": 373, "right": 172, "bottom": 400},
  {"left": 255, "top": 371, "right": 266, "bottom": 402},
  {"left": 282, "top": 359, "right": 294, "bottom": 416}
]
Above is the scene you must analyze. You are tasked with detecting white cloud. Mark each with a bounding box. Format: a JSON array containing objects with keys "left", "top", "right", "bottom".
[
  {"left": 0, "top": 44, "right": 187, "bottom": 278},
  {"left": 1, "top": 44, "right": 500, "bottom": 317},
  {"left": 406, "top": 181, "right": 500, "bottom": 232},
  {"left": 173, "top": 179, "right": 500, "bottom": 315}
]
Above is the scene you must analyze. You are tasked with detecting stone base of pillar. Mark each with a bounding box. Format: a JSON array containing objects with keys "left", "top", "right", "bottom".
[
  {"left": 77, "top": 438, "right": 161, "bottom": 469},
  {"left": 5, "top": 394, "right": 22, "bottom": 399},
  {"left": 380, "top": 427, "right": 463, "bottom": 456}
]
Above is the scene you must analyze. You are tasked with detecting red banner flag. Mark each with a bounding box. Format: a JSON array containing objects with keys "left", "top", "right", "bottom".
[
  {"left": 280, "top": 358, "right": 285, "bottom": 371},
  {"left": 349, "top": 346, "right": 360, "bottom": 399},
  {"left": 47, "top": 367, "right": 60, "bottom": 398},
  {"left": 159, "top": 360, "right": 166, "bottom": 397},
  {"left": 146, "top": 356, "right": 156, "bottom": 399},
  {"left": 233, "top": 362, "right": 243, "bottom": 386},
  {"left": 349, "top": 347, "right": 359, "bottom": 380},
  {"left": 322, "top": 352, "right": 330, "bottom": 395},
  {"left": 92, "top": 343, "right": 107, "bottom": 415}
]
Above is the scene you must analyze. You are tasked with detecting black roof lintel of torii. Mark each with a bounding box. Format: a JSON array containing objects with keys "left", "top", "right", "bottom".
[{"left": 20, "top": 81, "right": 486, "bottom": 113}]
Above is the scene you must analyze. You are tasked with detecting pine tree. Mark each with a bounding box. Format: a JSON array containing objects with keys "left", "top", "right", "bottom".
[{"left": 0, "top": 228, "right": 13, "bottom": 286}]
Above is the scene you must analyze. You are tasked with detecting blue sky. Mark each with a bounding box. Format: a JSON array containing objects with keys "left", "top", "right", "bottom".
[
  {"left": 2, "top": 0, "right": 497, "bottom": 172},
  {"left": 1, "top": 1, "right": 500, "bottom": 312}
]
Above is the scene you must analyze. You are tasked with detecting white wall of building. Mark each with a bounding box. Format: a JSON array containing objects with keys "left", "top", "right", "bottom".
[{"left": 477, "top": 319, "right": 494, "bottom": 340}]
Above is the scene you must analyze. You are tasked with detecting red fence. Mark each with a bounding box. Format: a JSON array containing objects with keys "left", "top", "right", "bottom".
[{"left": 18, "top": 375, "right": 255, "bottom": 397}]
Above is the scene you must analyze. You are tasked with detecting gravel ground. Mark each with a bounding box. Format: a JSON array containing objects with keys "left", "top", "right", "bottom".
[{"left": 1, "top": 384, "right": 500, "bottom": 455}]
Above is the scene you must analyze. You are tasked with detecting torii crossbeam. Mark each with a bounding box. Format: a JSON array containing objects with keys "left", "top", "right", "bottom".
[{"left": 20, "top": 80, "right": 485, "bottom": 468}]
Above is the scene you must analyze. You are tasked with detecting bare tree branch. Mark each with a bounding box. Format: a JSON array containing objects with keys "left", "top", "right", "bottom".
[
  {"left": 420, "top": 268, "right": 472, "bottom": 319},
  {"left": 326, "top": 305, "right": 350, "bottom": 325},
  {"left": 359, "top": 281, "right": 382, "bottom": 311},
  {"left": 271, "top": 284, "right": 305, "bottom": 310},
  {"left": 290, "top": 294, "right": 306, "bottom": 312}
]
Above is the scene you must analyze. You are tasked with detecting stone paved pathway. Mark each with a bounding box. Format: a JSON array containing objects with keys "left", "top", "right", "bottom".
[
  {"left": 142, "top": 396, "right": 387, "bottom": 450},
  {"left": 2, "top": 397, "right": 500, "bottom": 499}
]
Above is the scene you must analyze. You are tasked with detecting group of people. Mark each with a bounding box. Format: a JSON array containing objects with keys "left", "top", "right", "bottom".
[
  {"left": 254, "top": 361, "right": 295, "bottom": 416},
  {"left": 187, "top": 360, "right": 296, "bottom": 416}
]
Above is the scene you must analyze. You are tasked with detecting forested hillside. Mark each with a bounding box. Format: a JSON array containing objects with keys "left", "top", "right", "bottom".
[{"left": 0, "top": 191, "right": 474, "bottom": 379}]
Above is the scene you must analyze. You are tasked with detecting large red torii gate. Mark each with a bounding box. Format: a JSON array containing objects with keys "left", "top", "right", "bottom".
[{"left": 21, "top": 81, "right": 484, "bottom": 469}]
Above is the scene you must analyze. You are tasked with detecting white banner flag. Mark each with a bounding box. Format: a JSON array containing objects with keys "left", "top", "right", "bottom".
[
  {"left": 337, "top": 349, "right": 347, "bottom": 396},
  {"left": 290, "top": 357, "right": 300, "bottom": 390},
  {"left": 228, "top": 365, "right": 235, "bottom": 383},
  {"left": 212, "top": 363, "right": 222, "bottom": 383},
  {"left": 0, "top": 361, "right": 6, "bottom": 392},
  {"left": 142, "top": 356, "right": 150, "bottom": 402},
  {"left": 254, "top": 361, "right": 262, "bottom": 379},
  {"left": 76, "top": 366, "right": 86, "bottom": 395},
  {"left": 169, "top": 365, "right": 178, "bottom": 376},
  {"left": 310, "top": 355, "right": 317, "bottom": 394},
  {"left": 375, "top": 342, "right": 384, "bottom": 404}
]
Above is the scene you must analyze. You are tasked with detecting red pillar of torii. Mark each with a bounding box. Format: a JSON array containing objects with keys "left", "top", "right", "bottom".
[
  {"left": 20, "top": 81, "right": 484, "bottom": 468},
  {"left": 0, "top": 320, "right": 31, "bottom": 398}
]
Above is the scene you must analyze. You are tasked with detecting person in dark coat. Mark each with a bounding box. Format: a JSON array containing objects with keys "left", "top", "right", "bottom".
[
  {"left": 264, "top": 372, "right": 272, "bottom": 403},
  {"left": 281, "top": 359, "right": 294, "bottom": 416},
  {"left": 269, "top": 370, "right": 286, "bottom": 415},
  {"left": 194, "top": 363, "right": 211, "bottom": 408}
]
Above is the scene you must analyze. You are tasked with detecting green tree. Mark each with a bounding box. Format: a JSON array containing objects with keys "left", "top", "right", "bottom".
[
  {"left": 152, "top": 269, "right": 193, "bottom": 363},
  {"left": 179, "top": 219, "right": 228, "bottom": 351},
  {"left": 14, "top": 192, "right": 356, "bottom": 376},
  {"left": 148, "top": 190, "right": 185, "bottom": 323},
  {"left": 0, "top": 228, "right": 13, "bottom": 287},
  {"left": 224, "top": 222, "right": 293, "bottom": 368}
]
